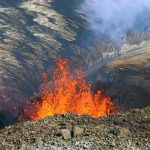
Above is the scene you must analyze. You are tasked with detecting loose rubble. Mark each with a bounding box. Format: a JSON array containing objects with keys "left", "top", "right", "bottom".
[{"left": 0, "top": 107, "right": 150, "bottom": 150}]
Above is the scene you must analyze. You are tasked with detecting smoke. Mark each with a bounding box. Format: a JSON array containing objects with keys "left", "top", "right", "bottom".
[{"left": 81, "top": 0, "right": 150, "bottom": 41}]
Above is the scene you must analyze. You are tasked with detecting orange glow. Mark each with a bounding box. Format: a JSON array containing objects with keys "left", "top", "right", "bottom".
[{"left": 22, "top": 57, "right": 115, "bottom": 120}]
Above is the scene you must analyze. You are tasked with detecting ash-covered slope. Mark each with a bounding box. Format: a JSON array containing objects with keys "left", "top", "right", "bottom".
[
  {"left": 0, "top": 0, "right": 85, "bottom": 109},
  {"left": 87, "top": 41, "right": 150, "bottom": 110}
]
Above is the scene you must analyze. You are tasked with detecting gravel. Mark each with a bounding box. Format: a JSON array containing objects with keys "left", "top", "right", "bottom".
[{"left": 0, "top": 106, "right": 150, "bottom": 150}]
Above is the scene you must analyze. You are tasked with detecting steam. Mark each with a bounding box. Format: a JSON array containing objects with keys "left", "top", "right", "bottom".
[{"left": 82, "top": 0, "right": 150, "bottom": 41}]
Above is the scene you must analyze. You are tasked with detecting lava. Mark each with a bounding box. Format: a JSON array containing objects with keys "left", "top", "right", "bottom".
[{"left": 21, "top": 57, "right": 115, "bottom": 121}]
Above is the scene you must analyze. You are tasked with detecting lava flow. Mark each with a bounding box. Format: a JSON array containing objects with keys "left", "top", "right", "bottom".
[{"left": 21, "top": 57, "right": 115, "bottom": 121}]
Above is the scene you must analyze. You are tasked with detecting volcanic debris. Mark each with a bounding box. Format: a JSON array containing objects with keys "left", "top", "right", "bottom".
[{"left": 0, "top": 107, "right": 150, "bottom": 150}]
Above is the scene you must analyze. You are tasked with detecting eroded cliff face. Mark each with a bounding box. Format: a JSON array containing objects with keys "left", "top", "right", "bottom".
[{"left": 87, "top": 41, "right": 150, "bottom": 110}]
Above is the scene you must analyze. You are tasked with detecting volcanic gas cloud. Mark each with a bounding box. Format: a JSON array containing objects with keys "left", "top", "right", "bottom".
[{"left": 19, "top": 57, "right": 115, "bottom": 121}]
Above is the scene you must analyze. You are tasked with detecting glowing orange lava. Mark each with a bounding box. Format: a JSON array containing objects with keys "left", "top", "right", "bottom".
[{"left": 22, "top": 57, "right": 115, "bottom": 120}]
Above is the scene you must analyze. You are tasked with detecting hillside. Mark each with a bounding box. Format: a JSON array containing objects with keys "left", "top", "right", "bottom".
[{"left": 87, "top": 41, "right": 150, "bottom": 110}]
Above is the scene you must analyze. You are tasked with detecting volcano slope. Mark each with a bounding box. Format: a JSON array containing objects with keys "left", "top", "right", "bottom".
[
  {"left": 0, "top": 41, "right": 149, "bottom": 149},
  {"left": 87, "top": 40, "right": 150, "bottom": 110},
  {"left": 0, "top": 0, "right": 150, "bottom": 149},
  {"left": 0, "top": 0, "right": 78, "bottom": 105},
  {"left": 0, "top": 0, "right": 128, "bottom": 125}
]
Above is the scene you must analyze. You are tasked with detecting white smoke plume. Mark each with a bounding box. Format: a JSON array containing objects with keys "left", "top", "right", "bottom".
[{"left": 82, "top": 0, "right": 150, "bottom": 41}]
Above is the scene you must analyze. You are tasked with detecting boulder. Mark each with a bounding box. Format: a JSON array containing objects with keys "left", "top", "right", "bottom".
[
  {"left": 111, "top": 126, "right": 131, "bottom": 137},
  {"left": 61, "top": 129, "right": 72, "bottom": 140},
  {"left": 73, "top": 126, "right": 84, "bottom": 136}
]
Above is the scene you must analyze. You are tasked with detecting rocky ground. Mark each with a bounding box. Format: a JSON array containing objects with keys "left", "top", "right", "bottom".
[{"left": 0, "top": 106, "right": 149, "bottom": 150}]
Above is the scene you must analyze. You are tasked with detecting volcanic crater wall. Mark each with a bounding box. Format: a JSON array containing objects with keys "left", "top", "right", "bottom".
[
  {"left": 0, "top": 0, "right": 150, "bottom": 125},
  {"left": 0, "top": 0, "right": 118, "bottom": 109},
  {"left": 0, "top": 0, "right": 78, "bottom": 108}
]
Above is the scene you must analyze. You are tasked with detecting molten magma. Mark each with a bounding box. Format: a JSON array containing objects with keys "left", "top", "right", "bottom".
[{"left": 24, "top": 57, "right": 115, "bottom": 120}]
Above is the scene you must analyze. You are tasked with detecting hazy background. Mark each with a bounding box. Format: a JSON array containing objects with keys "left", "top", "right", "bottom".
[{"left": 81, "top": 0, "right": 150, "bottom": 41}]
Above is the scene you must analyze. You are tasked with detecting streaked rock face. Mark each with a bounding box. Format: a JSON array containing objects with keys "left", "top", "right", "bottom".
[
  {"left": 0, "top": 0, "right": 117, "bottom": 108},
  {"left": 87, "top": 41, "right": 150, "bottom": 110},
  {"left": 0, "top": 0, "right": 80, "bottom": 108}
]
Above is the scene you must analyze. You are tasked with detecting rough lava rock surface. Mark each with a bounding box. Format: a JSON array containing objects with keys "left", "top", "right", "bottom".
[{"left": 0, "top": 106, "right": 150, "bottom": 150}]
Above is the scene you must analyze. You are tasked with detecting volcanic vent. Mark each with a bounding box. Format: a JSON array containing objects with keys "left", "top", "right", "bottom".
[{"left": 19, "top": 57, "right": 115, "bottom": 121}]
